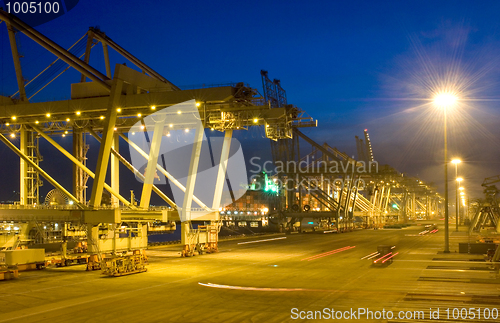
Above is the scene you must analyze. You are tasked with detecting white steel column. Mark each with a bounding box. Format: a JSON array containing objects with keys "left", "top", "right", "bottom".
[
  {"left": 378, "top": 186, "right": 385, "bottom": 214},
  {"left": 181, "top": 127, "right": 205, "bottom": 248},
  {"left": 140, "top": 117, "right": 166, "bottom": 209},
  {"left": 111, "top": 134, "right": 120, "bottom": 208},
  {"left": 383, "top": 187, "right": 391, "bottom": 213},
  {"left": 211, "top": 130, "right": 232, "bottom": 210},
  {"left": 182, "top": 127, "right": 205, "bottom": 221}
]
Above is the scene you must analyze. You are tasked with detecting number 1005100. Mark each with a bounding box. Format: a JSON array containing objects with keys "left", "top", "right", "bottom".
[
  {"left": 5, "top": 2, "right": 60, "bottom": 14},
  {"left": 445, "top": 308, "right": 499, "bottom": 320}
]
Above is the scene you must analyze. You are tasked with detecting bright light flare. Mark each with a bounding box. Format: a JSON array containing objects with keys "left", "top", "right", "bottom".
[{"left": 433, "top": 92, "right": 458, "bottom": 107}]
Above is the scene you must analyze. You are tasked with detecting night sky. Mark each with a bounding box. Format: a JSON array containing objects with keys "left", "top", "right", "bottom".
[{"left": 1, "top": 1, "right": 500, "bottom": 202}]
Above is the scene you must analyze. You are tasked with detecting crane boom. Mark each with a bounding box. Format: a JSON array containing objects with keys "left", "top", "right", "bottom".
[{"left": 482, "top": 175, "right": 500, "bottom": 187}]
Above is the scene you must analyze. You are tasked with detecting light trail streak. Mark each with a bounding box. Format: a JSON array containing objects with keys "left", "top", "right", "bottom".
[
  {"left": 198, "top": 282, "right": 318, "bottom": 292},
  {"left": 360, "top": 252, "right": 379, "bottom": 260},
  {"left": 367, "top": 253, "right": 381, "bottom": 260},
  {"left": 373, "top": 252, "right": 393, "bottom": 263},
  {"left": 237, "top": 237, "right": 287, "bottom": 245},
  {"left": 301, "top": 246, "right": 355, "bottom": 261},
  {"left": 382, "top": 252, "right": 399, "bottom": 263}
]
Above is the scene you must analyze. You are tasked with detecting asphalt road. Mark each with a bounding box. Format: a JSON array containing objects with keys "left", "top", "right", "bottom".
[{"left": 0, "top": 222, "right": 498, "bottom": 322}]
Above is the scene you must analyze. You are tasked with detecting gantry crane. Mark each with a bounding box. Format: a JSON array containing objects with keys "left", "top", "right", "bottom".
[
  {"left": 0, "top": 9, "right": 316, "bottom": 265},
  {"left": 469, "top": 174, "right": 500, "bottom": 235}
]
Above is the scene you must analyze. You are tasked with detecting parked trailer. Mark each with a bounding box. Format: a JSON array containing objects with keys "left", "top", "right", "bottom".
[
  {"left": 51, "top": 254, "right": 90, "bottom": 267},
  {"left": 101, "top": 250, "right": 148, "bottom": 277},
  {"left": 0, "top": 265, "right": 19, "bottom": 281},
  {"left": 0, "top": 249, "right": 46, "bottom": 271}
]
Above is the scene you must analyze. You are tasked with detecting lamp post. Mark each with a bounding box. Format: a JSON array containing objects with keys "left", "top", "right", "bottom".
[
  {"left": 456, "top": 177, "right": 463, "bottom": 231},
  {"left": 451, "top": 159, "right": 461, "bottom": 232},
  {"left": 459, "top": 188, "right": 465, "bottom": 222},
  {"left": 434, "top": 93, "right": 458, "bottom": 253}
]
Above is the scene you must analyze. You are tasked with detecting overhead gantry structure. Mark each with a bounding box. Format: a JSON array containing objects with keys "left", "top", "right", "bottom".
[
  {"left": 269, "top": 131, "right": 440, "bottom": 231},
  {"left": 0, "top": 10, "right": 316, "bottom": 257},
  {"left": 262, "top": 71, "right": 441, "bottom": 231},
  {"left": 469, "top": 174, "right": 500, "bottom": 235}
]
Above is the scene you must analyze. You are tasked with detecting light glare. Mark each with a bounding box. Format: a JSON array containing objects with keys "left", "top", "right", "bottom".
[{"left": 433, "top": 93, "right": 458, "bottom": 107}]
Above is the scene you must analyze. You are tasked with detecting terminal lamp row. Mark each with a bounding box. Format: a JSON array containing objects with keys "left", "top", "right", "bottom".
[{"left": 4, "top": 103, "right": 180, "bottom": 124}]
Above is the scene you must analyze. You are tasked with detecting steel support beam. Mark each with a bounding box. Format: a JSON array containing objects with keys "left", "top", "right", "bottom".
[
  {"left": 87, "top": 129, "right": 176, "bottom": 208},
  {"left": 6, "top": 21, "right": 27, "bottom": 102},
  {"left": 0, "top": 133, "right": 84, "bottom": 208},
  {"left": 383, "top": 187, "right": 391, "bottom": 213},
  {"left": 90, "top": 65, "right": 123, "bottom": 207},
  {"left": 180, "top": 126, "right": 204, "bottom": 250},
  {"left": 182, "top": 125, "right": 205, "bottom": 221},
  {"left": 80, "top": 30, "right": 94, "bottom": 82},
  {"left": 92, "top": 30, "right": 178, "bottom": 90},
  {"left": 30, "top": 125, "right": 133, "bottom": 208},
  {"left": 72, "top": 129, "right": 87, "bottom": 203},
  {"left": 19, "top": 127, "right": 28, "bottom": 205},
  {"left": 140, "top": 116, "right": 167, "bottom": 208},
  {"left": 412, "top": 192, "right": 416, "bottom": 219},
  {"left": 212, "top": 130, "right": 232, "bottom": 210},
  {"left": 111, "top": 134, "right": 120, "bottom": 208},
  {"left": 120, "top": 133, "right": 209, "bottom": 210},
  {"left": 102, "top": 42, "right": 111, "bottom": 78},
  {"left": 0, "top": 9, "right": 110, "bottom": 91}
]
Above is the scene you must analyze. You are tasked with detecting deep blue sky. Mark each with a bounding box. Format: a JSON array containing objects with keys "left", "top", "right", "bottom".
[{"left": 1, "top": 0, "right": 500, "bottom": 201}]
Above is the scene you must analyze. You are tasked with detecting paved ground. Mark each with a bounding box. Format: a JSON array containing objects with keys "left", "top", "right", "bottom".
[{"left": 0, "top": 222, "right": 499, "bottom": 322}]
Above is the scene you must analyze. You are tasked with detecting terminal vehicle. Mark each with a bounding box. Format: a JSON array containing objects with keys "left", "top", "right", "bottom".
[
  {"left": 372, "top": 245, "right": 397, "bottom": 266},
  {"left": 425, "top": 223, "right": 438, "bottom": 233}
]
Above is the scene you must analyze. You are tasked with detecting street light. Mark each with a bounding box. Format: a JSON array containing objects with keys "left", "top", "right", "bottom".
[
  {"left": 434, "top": 92, "right": 458, "bottom": 253},
  {"left": 456, "top": 177, "right": 463, "bottom": 231},
  {"left": 460, "top": 189, "right": 466, "bottom": 220},
  {"left": 451, "top": 159, "right": 461, "bottom": 231}
]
